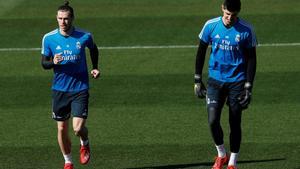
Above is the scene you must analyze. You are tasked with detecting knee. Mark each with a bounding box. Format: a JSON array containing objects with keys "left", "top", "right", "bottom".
[
  {"left": 74, "top": 125, "right": 88, "bottom": 136},
  {"left": 73, "top": 118, "right": 87, "bottom": 136},
  {"left": 229, "top": 104, "right": 242, "bottom": 125},
  {"left": 57, "top": 123, "right": 68, "bottom": 133},
  {"left": 230, "top": 103, "right": 242, "bottom": 115},
  {"left": 207, "top": 107, "right": 220, "bottom": 126},
  {"left": 73, "top": 126, "right": 82, "bottom": 136}
]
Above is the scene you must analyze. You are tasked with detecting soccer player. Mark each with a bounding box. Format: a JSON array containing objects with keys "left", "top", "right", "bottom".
[
  {"left": 41, "top": 1, "right": 100, "bottom": 169},
  {"left": 194, "top": 0, "right": 257, "bottom": 169}
]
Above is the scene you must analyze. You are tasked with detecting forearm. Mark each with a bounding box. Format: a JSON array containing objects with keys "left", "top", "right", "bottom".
[
  {"left": 195, "top": 40, "right": 208, "bottom": 81},
  {"left": 90, "top": 44, "right": 99, "bottom": 69},
  {"left": 246, "top": 47, "right": 257, "bottom": 86},
  {"left": 41, "top": 55, "right": 54, "bottom": 69}
]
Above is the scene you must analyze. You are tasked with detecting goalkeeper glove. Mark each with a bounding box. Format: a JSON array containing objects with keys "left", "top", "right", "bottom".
[
  {"left": 238, "top": 82, "right": 252, "bottom": 109},
  {"left": 194, "top": 74, "right": 206, "bottom": 99}
]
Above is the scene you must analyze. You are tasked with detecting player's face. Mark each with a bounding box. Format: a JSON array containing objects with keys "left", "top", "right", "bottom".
[
  {"left": 222, "top": 5, "right": 239, "bottom": 27},
  {"left": 57, "top": 10, "right": 73, "bottom": 33}
]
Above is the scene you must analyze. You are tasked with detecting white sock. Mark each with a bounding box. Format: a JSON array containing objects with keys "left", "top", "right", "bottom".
[
  {"left": 63, "top": 153, "right": 73, "bottom": 164},
  {"left": 215, "top": 144, "right": 226, "bottom": 157},
  {"left": 80, "top": 139, "right": 89, "bottom": 146},
  {"left": 228, "top": 152, "right": 239, "bottom": 166}
]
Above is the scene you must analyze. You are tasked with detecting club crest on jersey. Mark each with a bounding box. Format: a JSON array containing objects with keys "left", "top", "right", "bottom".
[
  {"left": 76, "top": 42, "right": 81, "bottom": 49},
  {"left": 235, "top": 34, "right": 241, "bottom": 42}
]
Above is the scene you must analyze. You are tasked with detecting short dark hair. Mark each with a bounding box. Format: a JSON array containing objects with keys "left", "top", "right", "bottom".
[
  {"left": 57, "top": 1, "right": 74, "bottom": 18},
  {"left": 223, "top": 0, "right": 241, "bottom": 12}
]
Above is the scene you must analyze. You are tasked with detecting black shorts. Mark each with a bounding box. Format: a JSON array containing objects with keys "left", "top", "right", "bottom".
[
  {"left": 52, "top": 90, "right": 89, "bottom": 121},
  {"left": 206, "top": 78, "right": 245, "bottom": 109}
]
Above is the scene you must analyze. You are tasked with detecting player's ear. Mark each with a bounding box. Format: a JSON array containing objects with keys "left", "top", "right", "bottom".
[
  {"left": 70, "top": 14, "right": 75, "bottom": 22},
  {"left": 221, "top": 4, "right": 225, "bottom": 12}
]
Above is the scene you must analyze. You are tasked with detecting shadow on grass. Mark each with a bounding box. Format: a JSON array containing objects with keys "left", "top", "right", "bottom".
[{"left": 125, "top": 158, "right": 285, "bottom": 169}]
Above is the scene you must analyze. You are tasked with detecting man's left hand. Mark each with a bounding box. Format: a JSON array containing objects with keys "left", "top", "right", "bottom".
[
  {"left": 91, "top": 69, "right": 100, "bottom": 79},
  {"left": 238, "top": 82, "right": 252, "bottom": 109}
]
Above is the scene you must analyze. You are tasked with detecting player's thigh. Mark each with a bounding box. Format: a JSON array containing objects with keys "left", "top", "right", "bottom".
[
  {"left": 52, "top": 90, "right": 72, "bottom": 121},
  {"left": 227, "top": 80, "right": 244, "bottom": 114},
  {"left": 206, "top": 78, "right": 226, "bottom": 123},
  {"left": 71, "top": 90, "right": 89, "bottom": 119}
]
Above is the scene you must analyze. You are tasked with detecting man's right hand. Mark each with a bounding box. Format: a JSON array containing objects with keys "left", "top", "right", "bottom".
[
  {"left": 194, "top": 82, "right": 206, "bottom": 99},
  {"left": 53, "top": 53, "right": 63, "bottom": 64},
  {"left": 194, "top": 74, "right": 206, "bottom": 99}
]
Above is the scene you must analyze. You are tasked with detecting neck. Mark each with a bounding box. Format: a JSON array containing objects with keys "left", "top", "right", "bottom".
[
  {"left": 222, "top": 17, "right": 238, "bottom": 28},
  {"left": 60, "top": 26, "right": 74, "bottom": 36}
]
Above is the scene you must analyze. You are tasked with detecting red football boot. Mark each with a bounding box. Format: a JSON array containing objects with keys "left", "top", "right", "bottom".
[
  {"left": 211, "top": 155, "right": 229, "bottom": 169},
  {"left": 227, "top": 165, "right": 238, "bottom": 169},
  {"left": 64, "top": 163, "right": 74, "bottom": 169},
  {"left": 80, "top": 144, "right": 90, "bottom": 165}
]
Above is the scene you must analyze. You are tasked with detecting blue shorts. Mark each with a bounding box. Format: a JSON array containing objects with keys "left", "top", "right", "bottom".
[
  {"left": 52, "top": 90, "right": 89, "bottom": 121},
  {"left": 206, "top": 78, "right": 244, "bottom": 109}
]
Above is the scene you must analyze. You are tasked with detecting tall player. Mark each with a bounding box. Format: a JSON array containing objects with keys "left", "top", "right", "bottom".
[
  {"left": 41, "top": 1, "right": 100, "bottom": 169},
  {"left": 194, "top": 0, "right": 257, "bottom": 169}
]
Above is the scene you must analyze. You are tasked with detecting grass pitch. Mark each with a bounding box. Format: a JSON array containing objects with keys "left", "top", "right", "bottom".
[{"left": 0, "top": 0, "right": 299, "bottom": 169}]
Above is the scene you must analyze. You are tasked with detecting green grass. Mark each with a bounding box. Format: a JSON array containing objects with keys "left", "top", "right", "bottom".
[
  {"left": 0, "top": 47, "right": 299, "bottom": 169},
  {"left": 0, "top": 0, "right": 300, "bottom": 169},
  {"left": 1, "top": 0, "right": 300, "bottom": 47}
]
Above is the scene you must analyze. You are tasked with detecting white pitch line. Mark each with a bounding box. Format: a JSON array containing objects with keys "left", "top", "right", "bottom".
[
  {"left": 0, "top": 43, "right": 300, "bottom": 52},
  {"left": 100, "top": 45, "right": 196, "bottom": 50},
  {"left": 0, "top": 48, "right": 41, "bottom": 52},
  {"left": 258, "top": 42, "right": 300, "bottom": 47}
]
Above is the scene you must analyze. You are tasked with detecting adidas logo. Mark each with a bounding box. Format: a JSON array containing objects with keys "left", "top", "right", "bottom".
[
  {"left": 56, "top": 45, "right": 62, "bottom": 50},
  {"left": 214, "top": 34, "right": 220, "bottom": 39}
]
